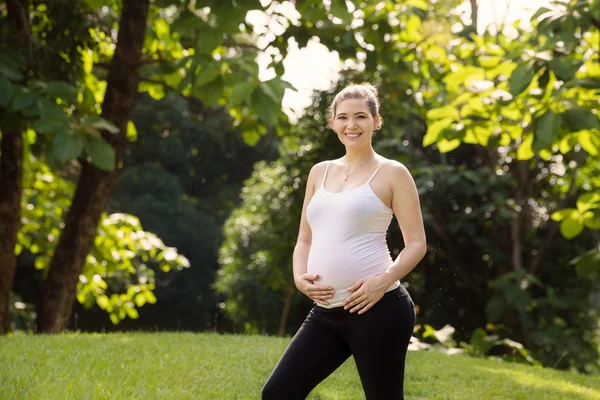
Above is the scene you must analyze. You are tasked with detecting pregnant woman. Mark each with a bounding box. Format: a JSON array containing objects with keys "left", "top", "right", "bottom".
[{"left": 262, "top": 83, "right": 427, "bottom": 400}]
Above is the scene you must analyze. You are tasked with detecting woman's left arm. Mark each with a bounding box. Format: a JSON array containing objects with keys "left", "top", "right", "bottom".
[{"left": 343, "top": 161, "right": 427, "bottom": 314}]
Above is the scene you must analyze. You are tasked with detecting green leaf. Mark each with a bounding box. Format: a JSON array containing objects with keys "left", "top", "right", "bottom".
[
  {"left": 109, "top": 313, "right": 119, "bottom": 325},
  {"left": 427, "top": 106, "right": 459, "bottom": 121},
  {"left": 405, "top": 0, "right": 428, "bottom": 10},
  {"left": 80, "top": 87, "right": 96, "bottom": 112},
  {"left": 560, "top": 217, "right": 584, "bottom": 239},
  {"left": 12, "top": 92, "right": 37, "bottom": 113},
  {"left": 242, "top": 129, "right": 261, "bottom": 146},
  {"left": 260, "top": 79, "right": 288, "bottom": 104},
  {"left": 195, "top": 62, "right": 221, "bottom": 87},
  {"left": 0, "top": 76, "right": 12, "bottom": 107},
  {"left": 124, "top": 305, "right": 139, "bottom": 319},
  {"left": 0, "top": 64, "right": 23, "bottom": 81},
  {"left": 251, "top": 87, "right": 280, "bottom": 126},
  {"left": 134, "top": 293, "right": 147, "bottom": 307},
  {"left": 38, "top": 98, "right": 70, "bottom": 124},
  {"left": 97, "top": 294, "right": 110, "bottom": 309},
  {"left": 575, "top": 250, "right": 600, "bottom": 280},
  {"left": 31, "top": 118, "right": 70, "bottom": 134},
  {"left": 145, "top": 291, "right": 157, "bottom": 304},
  {"left": 228, "top": 81, "right": 256, "bottom": 108},
  {"left": 53, "top": 133, "right": 84, "bottom": 163},
  {"left": 508, "top": 63, "right": 535, "bottom": 96},
  {"left": 423, "top": 118, "right": 453, "bottom": 147},
  {"left": 562, "top": 108, "right": 599, "bottom": 132},
  {"left": 0, "top": 46, "right": 26, "bottom": 69},
  {"left": 532, "top": 112, "right": 560, "bottom": 153},
  {"left": 437, "top": 138, "right": 461, "bottom": 153},
  {"left": 330, "top": 0, "right": 352, "bottom": 23},
  {"left": 576, "top": 192, "right": 600, "bottom": 214},
  {"left": 548, "top": 58, "right": 582, "bottom": 81},
  {"left": 84, "top": 135, "right": 116, "bottom": 171},
  {"left": 127, "top": 121, "right": 137, "bottom": 142},
  {"left": 517, "top": 133, "right": 534, "bottom": 160},
  {"left": 80, "top": 115, "right": 120, "bottom": 134},
  {"left": 196, "top": 30, "right": 223, "bottom": 55},
  {"left": 45, "top": 81, "right": 79, "bottom": 103},
  {"left": 568, "top": 78, "right": 600, "bottom": 89},
  {"left": 194, "top": 76, "right": 224, "bottom": 106},
  {"left": 578, "top": 131, "right": 600, "bottom": 156},
  {"left": 551, "top": 208, "right": 576, "bottom": 222},
  {"left": 584, "top": 214, "right": 600, "bottom": 230}
]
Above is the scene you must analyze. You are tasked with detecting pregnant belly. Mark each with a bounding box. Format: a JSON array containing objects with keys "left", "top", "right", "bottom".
[{"left": 306, "top": 243, "right": 393, "bottom": 308}]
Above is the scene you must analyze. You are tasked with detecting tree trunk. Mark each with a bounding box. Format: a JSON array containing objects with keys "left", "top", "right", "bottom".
[
  {"left": 0, "top": 125, "right": 24, "bottom": 335},
  {"left": 277, "top": 284, "right": 295, "bottom": 337},
  {"left": 469, "top": 0, "right": 478, "bottom": 32},
  {"left": 36, "top": 0, "right": 150, "bottom": 333},
  {"left": 0, "top": 0, "right": 29, "bottom": 336}
]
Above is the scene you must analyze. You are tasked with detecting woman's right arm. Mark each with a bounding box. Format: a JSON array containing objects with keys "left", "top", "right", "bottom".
[{"left": 293, "top": 163, "right": 334, "bottom": 306}]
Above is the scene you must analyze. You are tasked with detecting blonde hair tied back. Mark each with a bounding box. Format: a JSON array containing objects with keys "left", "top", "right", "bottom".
[{"left": 328, "top": 82, "right": 383, "bottom": 131}]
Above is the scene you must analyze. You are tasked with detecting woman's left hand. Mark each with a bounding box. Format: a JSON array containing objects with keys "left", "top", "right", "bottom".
[{"left": 343, "top": 275, "right": 389, "bottom": 314}]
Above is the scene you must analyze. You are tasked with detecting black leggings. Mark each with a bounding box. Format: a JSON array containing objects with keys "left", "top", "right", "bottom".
[{"left": 262, "top": 287, "right": 416, "bottom": 400}]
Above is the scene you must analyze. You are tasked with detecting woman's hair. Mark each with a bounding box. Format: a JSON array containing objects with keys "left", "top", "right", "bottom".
[{"left": 328, "top": 82, "right": 383, "bottom": 130}]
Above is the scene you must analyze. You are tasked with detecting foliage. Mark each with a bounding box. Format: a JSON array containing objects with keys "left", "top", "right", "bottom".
[
  {"left": 418, "top": 0, "right": 600, "bottom": 372},
  {"left": 0, "top": 46, "right": 118, "bottom": 171},
  {"left": 16, "top": 155, "right": 189, "bottom": 325},
  {"left": 2, "top": 333, "right": 600, "bottom": 400},
  {"left": 216, "top": 0, "right": 600, "bottom": 373}
]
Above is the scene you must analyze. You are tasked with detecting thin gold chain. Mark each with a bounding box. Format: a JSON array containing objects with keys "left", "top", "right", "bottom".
[{"left": 344, "top": 159, "right": 371, "bottom": 181}]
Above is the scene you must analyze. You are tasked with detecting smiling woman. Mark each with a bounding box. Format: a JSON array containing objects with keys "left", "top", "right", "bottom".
[{"left": 261, "top": 83, "right": 428, "bottom": 400}]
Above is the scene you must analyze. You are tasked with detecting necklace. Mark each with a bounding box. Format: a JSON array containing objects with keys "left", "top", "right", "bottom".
[{"left": 344, "top": 158, "right": 372, "bottom": 181}]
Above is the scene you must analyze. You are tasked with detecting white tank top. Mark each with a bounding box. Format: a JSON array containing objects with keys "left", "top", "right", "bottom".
[{"left": 306, "top": 161, "right": 400, "bottom": 308}]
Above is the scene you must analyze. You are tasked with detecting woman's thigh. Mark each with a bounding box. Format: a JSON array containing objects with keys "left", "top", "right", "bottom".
[
  {"left": 262, "top": 309, "right": 352, "bottom": 400},
  {"left": 346, "top": 290, "right": 416, "bottom": 400}
]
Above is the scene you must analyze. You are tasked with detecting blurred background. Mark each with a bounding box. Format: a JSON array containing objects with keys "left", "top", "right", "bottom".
[{"left": 0, "top": 0, "right": 599, "bottom": 375}]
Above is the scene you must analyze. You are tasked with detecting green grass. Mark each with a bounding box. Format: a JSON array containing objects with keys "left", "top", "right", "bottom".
[{"left": 0, "top": 332, "right": 599, "bottom": 399}]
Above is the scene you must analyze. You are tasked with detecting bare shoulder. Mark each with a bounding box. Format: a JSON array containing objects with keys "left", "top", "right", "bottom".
[
  {"left": 306, "top": 160, "right": 333, "bottom": 189},
  {"left": 308, "top": 160, "right": 329, "bottom": 179},
  {"left": 380, "top": 158, "right": 413, "bottom": 182}
]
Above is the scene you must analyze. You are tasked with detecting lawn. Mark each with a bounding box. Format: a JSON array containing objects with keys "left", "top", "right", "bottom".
[{"left": 0, "top": 332, "right": 599, "bottom": 399}]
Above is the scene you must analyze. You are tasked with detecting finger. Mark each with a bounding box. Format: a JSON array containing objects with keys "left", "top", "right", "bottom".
[
  {"left": 309, "top": 290, "right": 334, "bottom": 298},
  {"left": 304, "top": 273, "right": 319, "bottom": 281},
  {"left": 357, "top": 302, "right": 374, "bottom": 315},
  {"left": 347, "top": 280, "right": 363, "bottom": 292},
  {"left": 308, "top": 285, "right": 334, "bottom": 295},
  {"left": 343, "top": 294, "right": 362, "bottom": 310},
  {"left": 310, "top": 281, "right": 333, "bottom": 289},
  {"left": 312, "top": 297, "right": 329, "bottom": 305},
  {"left": 350, "top": 300, "right": 369, "bottom": 313}
]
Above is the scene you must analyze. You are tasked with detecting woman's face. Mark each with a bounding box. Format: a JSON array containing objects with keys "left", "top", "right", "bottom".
[{"left": 331, "top": 99, "right": 379, "bottom": 148}]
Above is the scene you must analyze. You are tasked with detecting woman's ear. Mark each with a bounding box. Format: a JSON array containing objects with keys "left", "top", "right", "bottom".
[{"left": 373, "top": 114, "right": 381, "bottom": 130}]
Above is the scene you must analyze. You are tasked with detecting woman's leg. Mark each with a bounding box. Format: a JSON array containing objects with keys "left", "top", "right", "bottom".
[
  {"left": 262, "top": 308, "right": 352, "bottom": 400},
  {"left": 346, "top": 290, "right": 416, "bottom": 400}
]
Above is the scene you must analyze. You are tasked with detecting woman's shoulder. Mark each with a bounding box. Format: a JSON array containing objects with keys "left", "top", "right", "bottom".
[
  {"left": 310, "top": 158, "right": 344, "bottom": 172},
  {"left": 377, "top": 158, "right": 413, "bottom": 185}
]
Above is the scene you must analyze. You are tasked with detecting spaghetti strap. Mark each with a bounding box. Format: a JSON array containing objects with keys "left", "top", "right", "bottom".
[
  {"left": 367, "top": 161, "right": 385, "bottom": 183},
  {"left": 322, "top": 162, "right": 330, "bottom": 186}
]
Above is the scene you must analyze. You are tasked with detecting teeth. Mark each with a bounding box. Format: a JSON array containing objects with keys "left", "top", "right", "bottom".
[{"left": 346, "top": 133, "right": 361, "bottom": 138}]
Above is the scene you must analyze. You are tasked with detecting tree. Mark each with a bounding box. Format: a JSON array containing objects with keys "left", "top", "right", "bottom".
[
  {"left": 0, "top": 0, "right": 28, "bottom": 335},
  {"left": 0, "top": 0, "right": 295, "bottom": 333}
]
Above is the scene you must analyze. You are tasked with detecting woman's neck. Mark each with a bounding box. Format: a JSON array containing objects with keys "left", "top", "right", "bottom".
[{"left": 343, "top": 148, "right": 376, "bottom": 167}]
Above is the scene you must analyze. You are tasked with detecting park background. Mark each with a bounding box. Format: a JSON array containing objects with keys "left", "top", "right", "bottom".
[{"left": 1, "top": 0, "right": 600, "bottom": 398}]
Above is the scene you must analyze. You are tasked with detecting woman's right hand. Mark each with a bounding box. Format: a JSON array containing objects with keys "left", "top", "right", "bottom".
[{"left": 295, "top": 273, "right": 335, "bottom": 306}]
